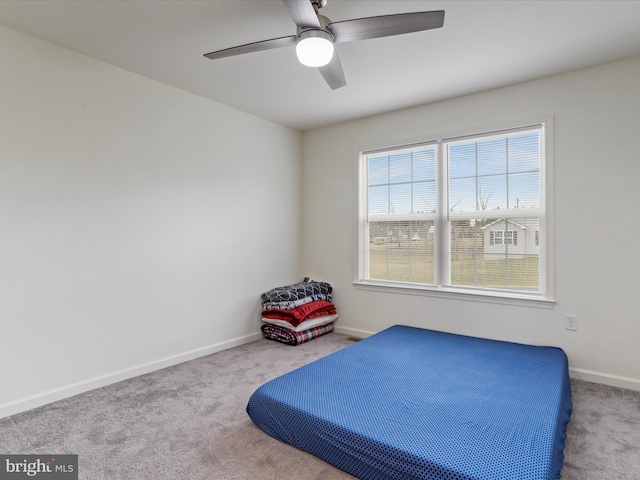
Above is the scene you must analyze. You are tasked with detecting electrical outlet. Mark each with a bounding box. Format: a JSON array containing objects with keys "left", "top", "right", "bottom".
[{"left": 565, "top": 314, "right": 578, "bottom": 331}]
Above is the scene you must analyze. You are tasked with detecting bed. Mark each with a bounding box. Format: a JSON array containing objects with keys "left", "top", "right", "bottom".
[{"left": 246, "top": 325, "right": 573, "bottom": 480}]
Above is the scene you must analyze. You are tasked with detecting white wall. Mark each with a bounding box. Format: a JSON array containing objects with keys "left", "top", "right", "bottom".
[
  {"left": 302, "top": 55, "right": 640, "bottom": 390},
  {"left": 0, "top": 26, "right": 302, "bottom": 416}
]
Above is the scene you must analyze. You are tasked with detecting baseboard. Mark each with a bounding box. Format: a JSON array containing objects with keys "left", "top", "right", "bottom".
[
  {"left": 569, "top": 367, "right": 640, "bottom": 392},
  {"left": 333, "top": 325, "right": 376, "bottom": 339},
  {"left": 0, "top": 331, "right": 263, "bottom": 420}
]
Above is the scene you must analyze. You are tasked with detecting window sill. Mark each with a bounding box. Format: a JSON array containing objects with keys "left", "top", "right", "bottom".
[{"left": 352, "top": 281, "right": 556, "bottom": 309}]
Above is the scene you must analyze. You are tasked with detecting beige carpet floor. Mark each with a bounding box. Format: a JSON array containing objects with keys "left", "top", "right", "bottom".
[{"left": 1, "top": 332, "right": 639, "bottom": 479}]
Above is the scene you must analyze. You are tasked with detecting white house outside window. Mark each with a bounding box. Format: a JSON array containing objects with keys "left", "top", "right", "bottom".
[{"left": 358, "top": 123, "right": 552, "bottom": 302}]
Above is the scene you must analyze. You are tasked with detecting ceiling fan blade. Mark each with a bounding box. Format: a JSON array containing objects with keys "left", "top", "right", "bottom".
[
  {"left": 204, "top": 35, "right": 297, "bottom": 60},
  {"left": 282, "top": 0, "right": 321, "bottom": 28},
  {"left": 329, "top": 10, "right": 445, "bottom": 44},
  {"left": 318, "top": 51, "right": 346, "bottom": 90}
]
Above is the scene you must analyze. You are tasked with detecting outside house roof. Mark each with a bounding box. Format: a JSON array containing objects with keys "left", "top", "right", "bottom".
[{"left": 480, "top": 219, "right": 528, "bottom": 230}]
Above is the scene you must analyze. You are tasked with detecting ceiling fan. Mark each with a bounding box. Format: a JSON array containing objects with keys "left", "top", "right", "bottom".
[{"left": 204, "top": 0, "right": 445, "bottom": 90}]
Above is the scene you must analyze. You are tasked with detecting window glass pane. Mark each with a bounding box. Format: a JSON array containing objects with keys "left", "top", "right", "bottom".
[
  {"left": 450, "top": 254, "right": 481, "bottom": 287},
  {"left": 449, "top": 177, "right": 476, "bottom": 212},
  {"left": 451, "top": 220, "right": 478, "bottom": 254},
  {"left": 368, "top": 250, "right": 388, "bottom": 280},
  {"left": 475, "top": 255, "right": 508, "bottom": 289},
  {"left": 368, "top": 155, "right": 388, "bottom": 185},
  {"left": 508, "top": 133, "right": 540, "bottom": 174},
  {"left": 450, "top": 221, "right": 481, "bottom": 286},
  {"left": 448, "top": 218, "right": 540, "bottom": 291},
  {"left": 478, "top": 175, "right": 507, "bottom": 211},
  {"left": 369, "top": 221, "right": 391, "bottom": 242},
  {"left": 508, "top": 172, "right": 539, "bottom": 209},
  {"left": 367, "top": 220, "right": 434, "bottom": 283},
  {"left": 476, "top": 218, "right": 540, "bottom": 291},
  {"left": 389, "top": 183, "right": 412, "bottom": 214},
  {"left": 411, "top": 220, "right": 435, "bottom": 247},
  {"left": 413, "top": 148, "right": 436, "bottom": 181},
  {"left": 477, "top": 138, "right": 507, "bottom": 176},
  {"left": 450, "top": 176, "right": 509, "bottom": 212},
  {"left": 388, "top": 250, "right": 411, "bottom": 282},
  {"left": 411, "top": 252, "right": 435, "bottom": 284},
  {"left": 389, "top": 152, "right": 412, "bottom": 183},
  {"left": 368, "top": 185, "right": 388, "bottom": 215},
  {"left": 413, "top": 181, "right": 436, "bottom": 213},
  {"left": 507, "top": 255, "right": 539, "bottom": 291},
  {"left": 449, "top": 131, "right": 539, "bottom": 213},
  {"left": 449, "top": 143, "right": 476, "bottom": 179}
]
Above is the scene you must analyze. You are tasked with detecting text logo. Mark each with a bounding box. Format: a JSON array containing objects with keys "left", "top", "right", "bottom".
[{"left": 0, "top": 456, "right": 77, "bottom": 480}]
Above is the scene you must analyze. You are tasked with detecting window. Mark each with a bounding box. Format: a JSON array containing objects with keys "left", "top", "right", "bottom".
[
  {"left": 359, "top": 124, "right": 551, "bottom": 301},
  {"left": 489, "top": 230, "right": 518, "bottom": 246}
]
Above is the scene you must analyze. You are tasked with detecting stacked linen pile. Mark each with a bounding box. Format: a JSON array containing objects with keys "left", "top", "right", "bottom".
[{"left": 260, "top": 278, "right": 338, "bottom": 346}]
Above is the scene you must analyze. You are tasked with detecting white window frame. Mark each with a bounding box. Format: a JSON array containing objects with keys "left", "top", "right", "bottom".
[{"left": 356, "top": 119, "right": 555, "bottom": 308}]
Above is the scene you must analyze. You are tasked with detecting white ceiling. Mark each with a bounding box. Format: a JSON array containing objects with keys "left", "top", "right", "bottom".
[{"left": 2, "top": 1, "right": 640, "bottom": 131}]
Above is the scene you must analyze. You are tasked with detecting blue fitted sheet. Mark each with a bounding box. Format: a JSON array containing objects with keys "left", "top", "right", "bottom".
[{"left": 247, "top": 325, "right": 573, "bottom": 480}]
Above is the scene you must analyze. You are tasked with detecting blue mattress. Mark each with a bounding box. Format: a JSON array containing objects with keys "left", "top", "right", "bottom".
[{"left": 247, "top": 325, "right": 573, "bottom": 480}]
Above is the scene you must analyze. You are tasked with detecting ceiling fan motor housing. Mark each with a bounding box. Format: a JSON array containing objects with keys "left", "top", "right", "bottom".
[
  {"left": 297, "top": 28, "right": 334, "bottom": 44},
  {"left": 296, "top": 14, "right": 333, "bottom": 41}
]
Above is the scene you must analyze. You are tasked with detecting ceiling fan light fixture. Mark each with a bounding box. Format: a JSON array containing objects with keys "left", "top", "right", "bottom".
[
  {"left": 203, "top": 1, "right": 445, "bottom": 90},
  {"left": 296, "top": 29, "right": 334, "bottom": 67}
]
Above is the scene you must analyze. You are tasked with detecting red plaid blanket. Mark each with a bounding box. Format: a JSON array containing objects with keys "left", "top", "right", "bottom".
[
  {"left": 261, "top": 300, "right": 337, "bottom": 327},
  {"left": 261, "top": 323, "right": 334, "bottom": 346}
]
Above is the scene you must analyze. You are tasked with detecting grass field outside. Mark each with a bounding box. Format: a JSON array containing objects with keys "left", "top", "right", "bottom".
[{"left": 368, "top": 239, "right": 539, "bottom": 291}]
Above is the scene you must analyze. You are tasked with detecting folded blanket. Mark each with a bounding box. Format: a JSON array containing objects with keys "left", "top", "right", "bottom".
[
  {"left": 261, "top": 313, "right": 338, "bottom": 333},
  {"left": 261, "top": 300, "right": 337, "bottom": 328},
  {"left": 260, "top": 278, "right": 332, "bottom": 303},
  {"left": 261, "top": 323, "right": 334, "bottom": 346},
  {"left": 262, "top": 293, "right": 333, "bottom": 311}
]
